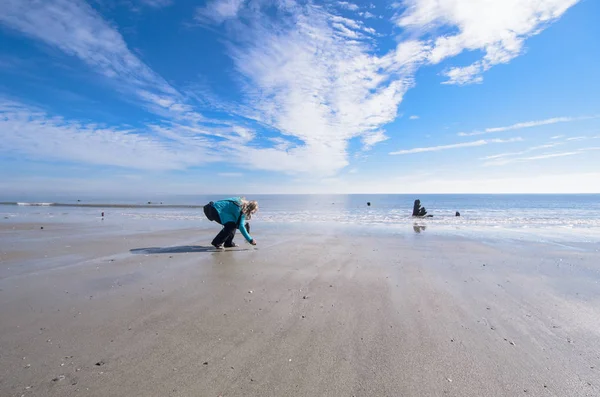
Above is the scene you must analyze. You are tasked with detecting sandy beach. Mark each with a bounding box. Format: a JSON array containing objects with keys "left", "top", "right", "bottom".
[{"left": 1, "top": 221, "right": 599, "bottom": 396}]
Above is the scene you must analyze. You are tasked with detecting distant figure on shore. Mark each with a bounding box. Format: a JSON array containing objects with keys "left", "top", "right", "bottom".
[
  {"left": 412, "top": 199, "right": 431, "bottom": 217},
  {"left": 456, "top": 211, "right": 460, "bottom": 217},
  {"left": 203, "top": 197, "right": 258, "bottom": 249},
  {"left": 367, "top": 202, "right": 371, "bottom": 206}
]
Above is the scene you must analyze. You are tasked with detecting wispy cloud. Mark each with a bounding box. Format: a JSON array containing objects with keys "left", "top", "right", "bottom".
[
  {"left": 0, "top": 0, "right": 200, "bottom": 123},
  {"left": 481, "top": 142, "right": 563, "bottom": 160},
  {"left": 459, "top": 117, "right": 577, "bottom": 137},
  {"left": 0, "top": 0, "right": 583, "bottom": 179},
  {"left": 196, "top": 0, "right": 246, "bottom": 24},
  {"left": 362, "top": 131, "right": 389, "bottom": 150},
  {"left": 409, "top": 115, "right": 419, "bottom": 120},
  {"left": 139, "top": 0, "right": 173, "bottom": 7},
  {"left": 0, "top": 100, "right": 219, "bottom": 170},
  {"left": 337, "top": 1, "right": 360, "bottom": 11},
  {"left": 483, "top": 146, "right": 600, "bottom": 166},
  {"left": 389, "top": 137, "right": 522, "bottom": 155},
  {"left": 524, "top": 152, "right": 579, "bottom": 160},
  {"left": 217, "top": 172, "right": 243, "bottom": 177},
  {"left": 195, "top": 0, "right": 425, "bottom": 174},
  {"left": 552, "top": 134, "right": 599, "bottom": 142},
  {"left": 396, "top": 0, "right": 580, "bottom": 84}
]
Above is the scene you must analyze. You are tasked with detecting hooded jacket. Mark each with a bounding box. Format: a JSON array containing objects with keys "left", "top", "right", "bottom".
[{"left": 211, "top": 197, "right": 253, "bottom": 242}]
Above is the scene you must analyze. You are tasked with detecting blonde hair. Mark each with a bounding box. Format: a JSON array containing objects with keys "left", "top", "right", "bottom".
[{"left": 240, "top": 198, "right": 259, "bottom": 219}]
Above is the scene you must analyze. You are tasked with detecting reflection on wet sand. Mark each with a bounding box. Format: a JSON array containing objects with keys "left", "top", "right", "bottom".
[{"left": 413, "top": 224, "right": 427, "bottom": 233}]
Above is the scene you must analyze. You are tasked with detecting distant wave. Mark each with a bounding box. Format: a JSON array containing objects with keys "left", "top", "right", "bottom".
[
  {"left": 15, "top": 202, "right": 55, "bottom": 206},
  {"left": 0, "top": 202, "right": 204, "bottom": 209}
]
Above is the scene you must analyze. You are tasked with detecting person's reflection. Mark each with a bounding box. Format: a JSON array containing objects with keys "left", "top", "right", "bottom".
[{"left": 413, "top": 224, "right": 427, "bottom": 233}]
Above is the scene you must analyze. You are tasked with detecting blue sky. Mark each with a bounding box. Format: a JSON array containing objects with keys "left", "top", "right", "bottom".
[{"left": 1, "top": 0, "right": 599, "bottom": 196}]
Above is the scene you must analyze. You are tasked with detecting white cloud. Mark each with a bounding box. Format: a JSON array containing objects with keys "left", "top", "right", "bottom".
[
  {"left": 484, "top": 150, "right": 579, "bottom": 166},
  {"left": 217, "top": 3, "right": 420, "bottom": 174},
  {"left": 396, "top": 0, "right": 580, "bottom": 84},
  {"left": 0, "top": 0, "right": 582, "bottom": 180},
  {"left": 390, "top": 137, "right": 522, "bottom": 155},
  {"left": 362, "top": 131, "right": 389, "bottom": 150},
  {"left": 0, "top": 100, "right": 219, "bottom": 170},
  {"left": 409, "top": 115, "right": 419, "bottom": 120},
  {"left": 196, "top": 0, "right": 246, "bottom": 24},
  {"left": 337, "top": 1, "right": 360, "bottom": 11},
  {"left": 442, "top": 63, "right": 484, "bottom": 85},
  {"left": 459, "top": 116, "right": 578, "bottom": 136},
  {"left": 0, "top": 0, "right": 201, "bottom": 122}
]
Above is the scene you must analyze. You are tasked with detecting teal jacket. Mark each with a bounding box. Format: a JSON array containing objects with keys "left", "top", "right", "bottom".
[{"left": 212, "top": 197, "right": 253, "bottom": 243}]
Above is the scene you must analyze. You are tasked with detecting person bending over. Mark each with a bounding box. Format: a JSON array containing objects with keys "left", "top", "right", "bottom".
[{"left": 203, "top": 197, "right": 258, "bottom": 249}]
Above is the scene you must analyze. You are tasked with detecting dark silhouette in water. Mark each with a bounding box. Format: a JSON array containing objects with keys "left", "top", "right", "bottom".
[
  {"left": 456, "top": 211, "right": 461, "bottom": 217},
  {"left": 412, "top": 199, "right": 432, "bottom": 217},
  {"left": 367, "top": 202, "right": 371, "bottom": 206}
]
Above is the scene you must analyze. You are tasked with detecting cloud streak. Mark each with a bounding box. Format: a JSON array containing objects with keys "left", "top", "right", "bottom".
[
  {"left": 459, "top": 117, "right": 580, "bottom": 136},
  {"left": 483, "top": 146, "right": 600, "bottom": 166},
  {"left": 390, "top": 137, "right": 522, "bottom": 155},
  {"left": 481, "top": 143, "right": 564, "bottom": 160}
]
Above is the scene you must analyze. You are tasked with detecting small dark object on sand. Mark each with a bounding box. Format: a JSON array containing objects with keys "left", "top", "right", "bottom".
[
  {"left": 367, "top": 202, "right": 371, "bottom": 206},
  {"left": 203, "top": 362, "right": 208, "bottom": 365},
  {"left": 95, "top": 361, "right": 105, "bottom": 366},
  {"left": 40, "top": 226, "right": 44, "bottom": 230},
  {"left": 456, "top": 211, "right": 460, "bottom": 217}
]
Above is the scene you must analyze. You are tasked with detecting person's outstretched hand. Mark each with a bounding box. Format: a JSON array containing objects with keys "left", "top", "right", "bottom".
[{"left": 250, "top": 239, "right": 257, "bottom": 245}]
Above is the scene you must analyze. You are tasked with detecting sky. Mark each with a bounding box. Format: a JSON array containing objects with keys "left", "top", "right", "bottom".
[{"left": 1, "top": 0, "right": 599, "bottom": 196}]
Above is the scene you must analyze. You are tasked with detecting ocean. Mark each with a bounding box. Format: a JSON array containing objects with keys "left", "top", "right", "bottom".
[{"left": 2, "top": 195, "right": 600, "bottom": 241}]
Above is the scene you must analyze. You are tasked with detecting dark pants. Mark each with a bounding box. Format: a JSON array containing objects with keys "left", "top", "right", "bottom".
[
  {"left": 205, "top": 203, "right": 250, "bottom": 246},
  {"left": 211, "top": 222, "right": 250, "bottom": 246},
  {"left": 212, "top": 222, "right": 237, "bottom": 246}
]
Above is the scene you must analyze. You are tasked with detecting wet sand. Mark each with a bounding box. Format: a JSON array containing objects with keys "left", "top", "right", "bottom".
[{"left": 1, "top": 222, "right": 599, "bottom": 396}]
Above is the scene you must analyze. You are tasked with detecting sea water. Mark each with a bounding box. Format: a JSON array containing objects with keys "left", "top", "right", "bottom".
[{"left": 1, "top": 194, "right": 600, "bottom": 242}]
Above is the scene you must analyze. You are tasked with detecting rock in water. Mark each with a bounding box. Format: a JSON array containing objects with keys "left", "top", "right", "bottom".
[{"left": 412, "top": 199, "right": 428, "bottom": 217}]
